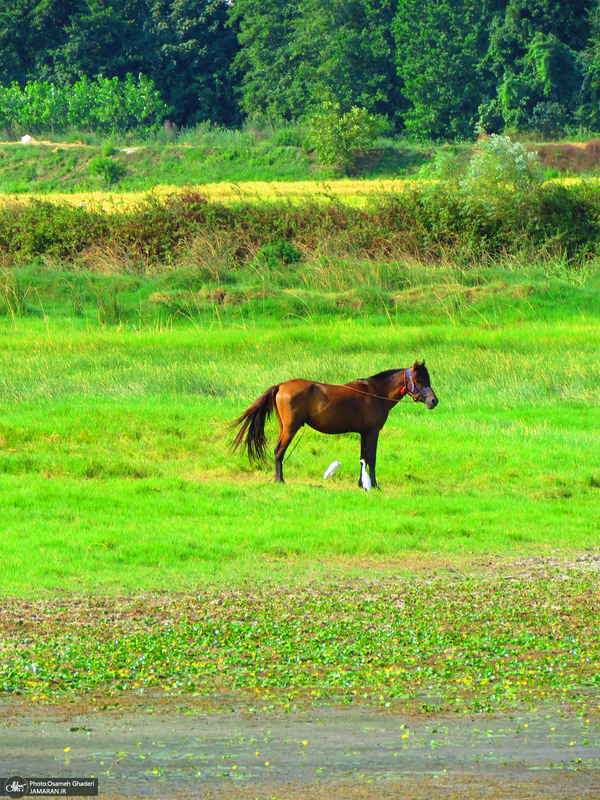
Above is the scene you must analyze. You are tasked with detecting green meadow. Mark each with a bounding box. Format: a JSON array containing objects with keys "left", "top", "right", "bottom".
[
  {"left": 0, "top": 297, "right": 599, "bottom": 595},
  {"left": 2, "top": 294, "right": 600, "bottom": 711}
]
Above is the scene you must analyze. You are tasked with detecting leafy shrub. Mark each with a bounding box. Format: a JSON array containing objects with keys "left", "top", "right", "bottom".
[
  {"left": 418, "top": 148, "right": 460, "bottom": 181},
  {"left": 0, "top": 74, "right": 169, "bottom": 136},
  {"left": 461, "top": 135, "right": 544, "bottom": 195},
  {"left": 0, "top": 186, "right": 598, "bottom": 273},
  {"left": 273, "top": 127, "right": 305, "bottom": 148},
  {"left": 256, "top": 239, "right": 303, "bottom": 269},
  {"left": 310, "top": 103, "right": 385, "bottom": 172},
  {"left": 88, "top": 156, "right": 125, "bottom": 186}
]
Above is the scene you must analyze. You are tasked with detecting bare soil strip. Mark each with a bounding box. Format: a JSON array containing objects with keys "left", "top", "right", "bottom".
[{"left": 1, "top": 700, "right": 599, "bottom": 799}]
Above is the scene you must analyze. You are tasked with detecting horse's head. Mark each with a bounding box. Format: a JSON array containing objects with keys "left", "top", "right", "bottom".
[{"left": 407, "top": 361, "right": 438, "bottom": 409}]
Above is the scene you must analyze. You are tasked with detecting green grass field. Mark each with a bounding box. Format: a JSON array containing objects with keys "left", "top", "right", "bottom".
[
  {"left": 0, "top": 303, "right": 599, "bottom": 594},
  {"left": 1, "top": 299, "right": 600, "bottom": 711}
]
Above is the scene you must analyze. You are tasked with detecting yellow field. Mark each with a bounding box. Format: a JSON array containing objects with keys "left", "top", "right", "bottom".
[
  {"left": 0, "top": 174, "right": 588, "bottom": 213},
  {"left": 0, "top": 179, "right": 417, "bottom": 211}
]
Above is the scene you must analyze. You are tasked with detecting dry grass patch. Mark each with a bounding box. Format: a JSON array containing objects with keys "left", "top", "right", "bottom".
[{"left": 0, "top": 179, "right": 418, "bottom": 212}]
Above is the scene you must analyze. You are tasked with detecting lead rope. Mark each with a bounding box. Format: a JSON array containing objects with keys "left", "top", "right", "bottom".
[
  {"left": 283, "top": 425, "right": 306, "bottom": 463},
  {"left": 330, "top": 369, "right": 410, "bottom": 402},
  {"left": 267, "top": 425, "right": 306, "bottom": 481}
]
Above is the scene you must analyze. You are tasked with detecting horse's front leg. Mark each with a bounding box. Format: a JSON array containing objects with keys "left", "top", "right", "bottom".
[{"left": 359, "top": 431, "right": 380, "bottom": 488}]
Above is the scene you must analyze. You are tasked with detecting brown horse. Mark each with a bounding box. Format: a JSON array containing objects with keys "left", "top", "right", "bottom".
[{"left": 231, "top": 361, "right": 438, "bottom": 487}]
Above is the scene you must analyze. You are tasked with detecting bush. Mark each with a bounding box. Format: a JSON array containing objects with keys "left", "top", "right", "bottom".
[
  {"left": 88, "top": 156, "right": 125, "bottom": 187},
  {"left": 0, "top": 74, "right": 170, "bottom": 136},
  {"left": 418, "top": 148, "right": 461, "bottom": 181},
  {"left": 256, "top": 239, "right": 303, "bottom": 269},
  {"left": 310, "top": 103, "right": 385, "bottom": 172},
  {"left": 0, "top": 186, "right": 598, "bottom": 270},
  {"left": 461, "top": 135, "right": 544, "bottom": 195}
]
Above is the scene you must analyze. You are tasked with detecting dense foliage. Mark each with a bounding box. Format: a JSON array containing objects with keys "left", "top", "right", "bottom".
[
  {"left": 229, "top": 0, "right": 402, "bottom": 124},
  {"left": 0, "top": 0, "right": 241, "bottom": 128},
  {"left": 0, "top": 74, "right": 167, "bottom": 135},
  {"left": 0, "top": 174, "right": 598, "bottom": 268},
  {"left": 0, "top": 0, "right": 599, "bottom": 139}
]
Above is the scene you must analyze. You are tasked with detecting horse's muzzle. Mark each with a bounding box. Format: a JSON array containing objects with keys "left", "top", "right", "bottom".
[{"left": 426, "top": 394, "right": 438, "bottom": 410}]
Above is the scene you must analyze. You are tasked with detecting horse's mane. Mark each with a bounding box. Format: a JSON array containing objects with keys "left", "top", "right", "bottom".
[
  {"left": 368, "top": 368, "right": 402, "bottom": 382},
  {"left": 351, "top": 368, "right": 402, "bottom": 387},
  {"left": 365, "top": 362, "right": 428, "bottom": 384}
]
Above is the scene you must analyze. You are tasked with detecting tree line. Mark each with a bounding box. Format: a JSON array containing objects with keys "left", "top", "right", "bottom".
[{"left": 0, "top": 0, "right": 598, "bottom": 139}]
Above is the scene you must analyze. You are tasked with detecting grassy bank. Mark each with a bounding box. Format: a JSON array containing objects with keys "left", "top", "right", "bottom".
[
  {"left": 2, "top": 130, "right": 600, "bottom": 195},
  {"left": 0, "top": 135, "right": 437, "bottom": 193}
]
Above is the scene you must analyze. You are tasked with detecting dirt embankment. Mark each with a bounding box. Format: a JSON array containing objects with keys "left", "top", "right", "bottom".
[{"left": 535, "top": 139, "right": 600, "bottom": 173}]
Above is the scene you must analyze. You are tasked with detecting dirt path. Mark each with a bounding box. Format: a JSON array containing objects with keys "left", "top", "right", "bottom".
[{"left": 2, "top": 699, "right": 600, "bottom": 799}]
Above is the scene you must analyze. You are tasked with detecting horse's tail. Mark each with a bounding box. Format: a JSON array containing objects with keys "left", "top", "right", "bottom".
[{"left": 230, "top": 385, "right": 279, "bottom": 463}]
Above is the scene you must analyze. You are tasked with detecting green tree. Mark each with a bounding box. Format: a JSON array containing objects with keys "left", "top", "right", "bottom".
[
  {"left": 148, "top": 0, "right": 241, "bottom": 126},
  {"left": 482, "top": 0, "right": 593, "bottom": 134},
  {"left": 230, "top": 0, "right": 402, "bottom": 123},
  {"left": 292, "top": 0, "right": 402, "bottom": 121},
  {"left": 0, "top": 0, "right": 86, "bottom": 86},
  {"left": 310, "top": 102, "right": 386, "bottom": 171},
  {"left": 229, "top": 0, "right": 310, "bottom": 119},
  {"left": 0, "top": 0, "right": 241, "bottom": 128},
  {"left": 579, "top": 7, "right": 600, "bottom": 129},
  {"left": 393, "top": 0, "right": 498, "bottom": 140},
  {"left": 53, "top": 0, "right": 151, "bottom": 84},
  {"left": 0, "top": 74, "right": 168, "bottom": 135}
]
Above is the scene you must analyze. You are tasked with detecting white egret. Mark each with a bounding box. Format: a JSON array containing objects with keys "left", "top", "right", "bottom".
[
  {"left": 359, "top": 459, "right": 371, "bottom": 492},
  {"left": 323, "top": 460, "right": 341, "bottom": 480}
]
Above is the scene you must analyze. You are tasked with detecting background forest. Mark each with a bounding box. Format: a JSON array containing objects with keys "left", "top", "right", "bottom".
[{"left": 1, "top": 0, "right": 599, "bottom": 140}]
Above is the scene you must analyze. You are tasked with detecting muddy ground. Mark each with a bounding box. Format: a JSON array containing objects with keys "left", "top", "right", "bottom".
[{"left": 1, "top": 696, "right": 600, "bottom": 799}]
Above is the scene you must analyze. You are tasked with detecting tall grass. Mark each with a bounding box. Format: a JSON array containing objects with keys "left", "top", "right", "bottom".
[{"left": 0, "top": 234, "right": 597, "bottom": 329}]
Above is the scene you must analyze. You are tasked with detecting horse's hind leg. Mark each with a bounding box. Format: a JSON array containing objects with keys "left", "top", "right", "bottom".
[
  {"left": 274, "top": 425, "right": 303, "bottom": 483},
  {"left": 273, "top": 393, "right": 305, "bottom": 483}
]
